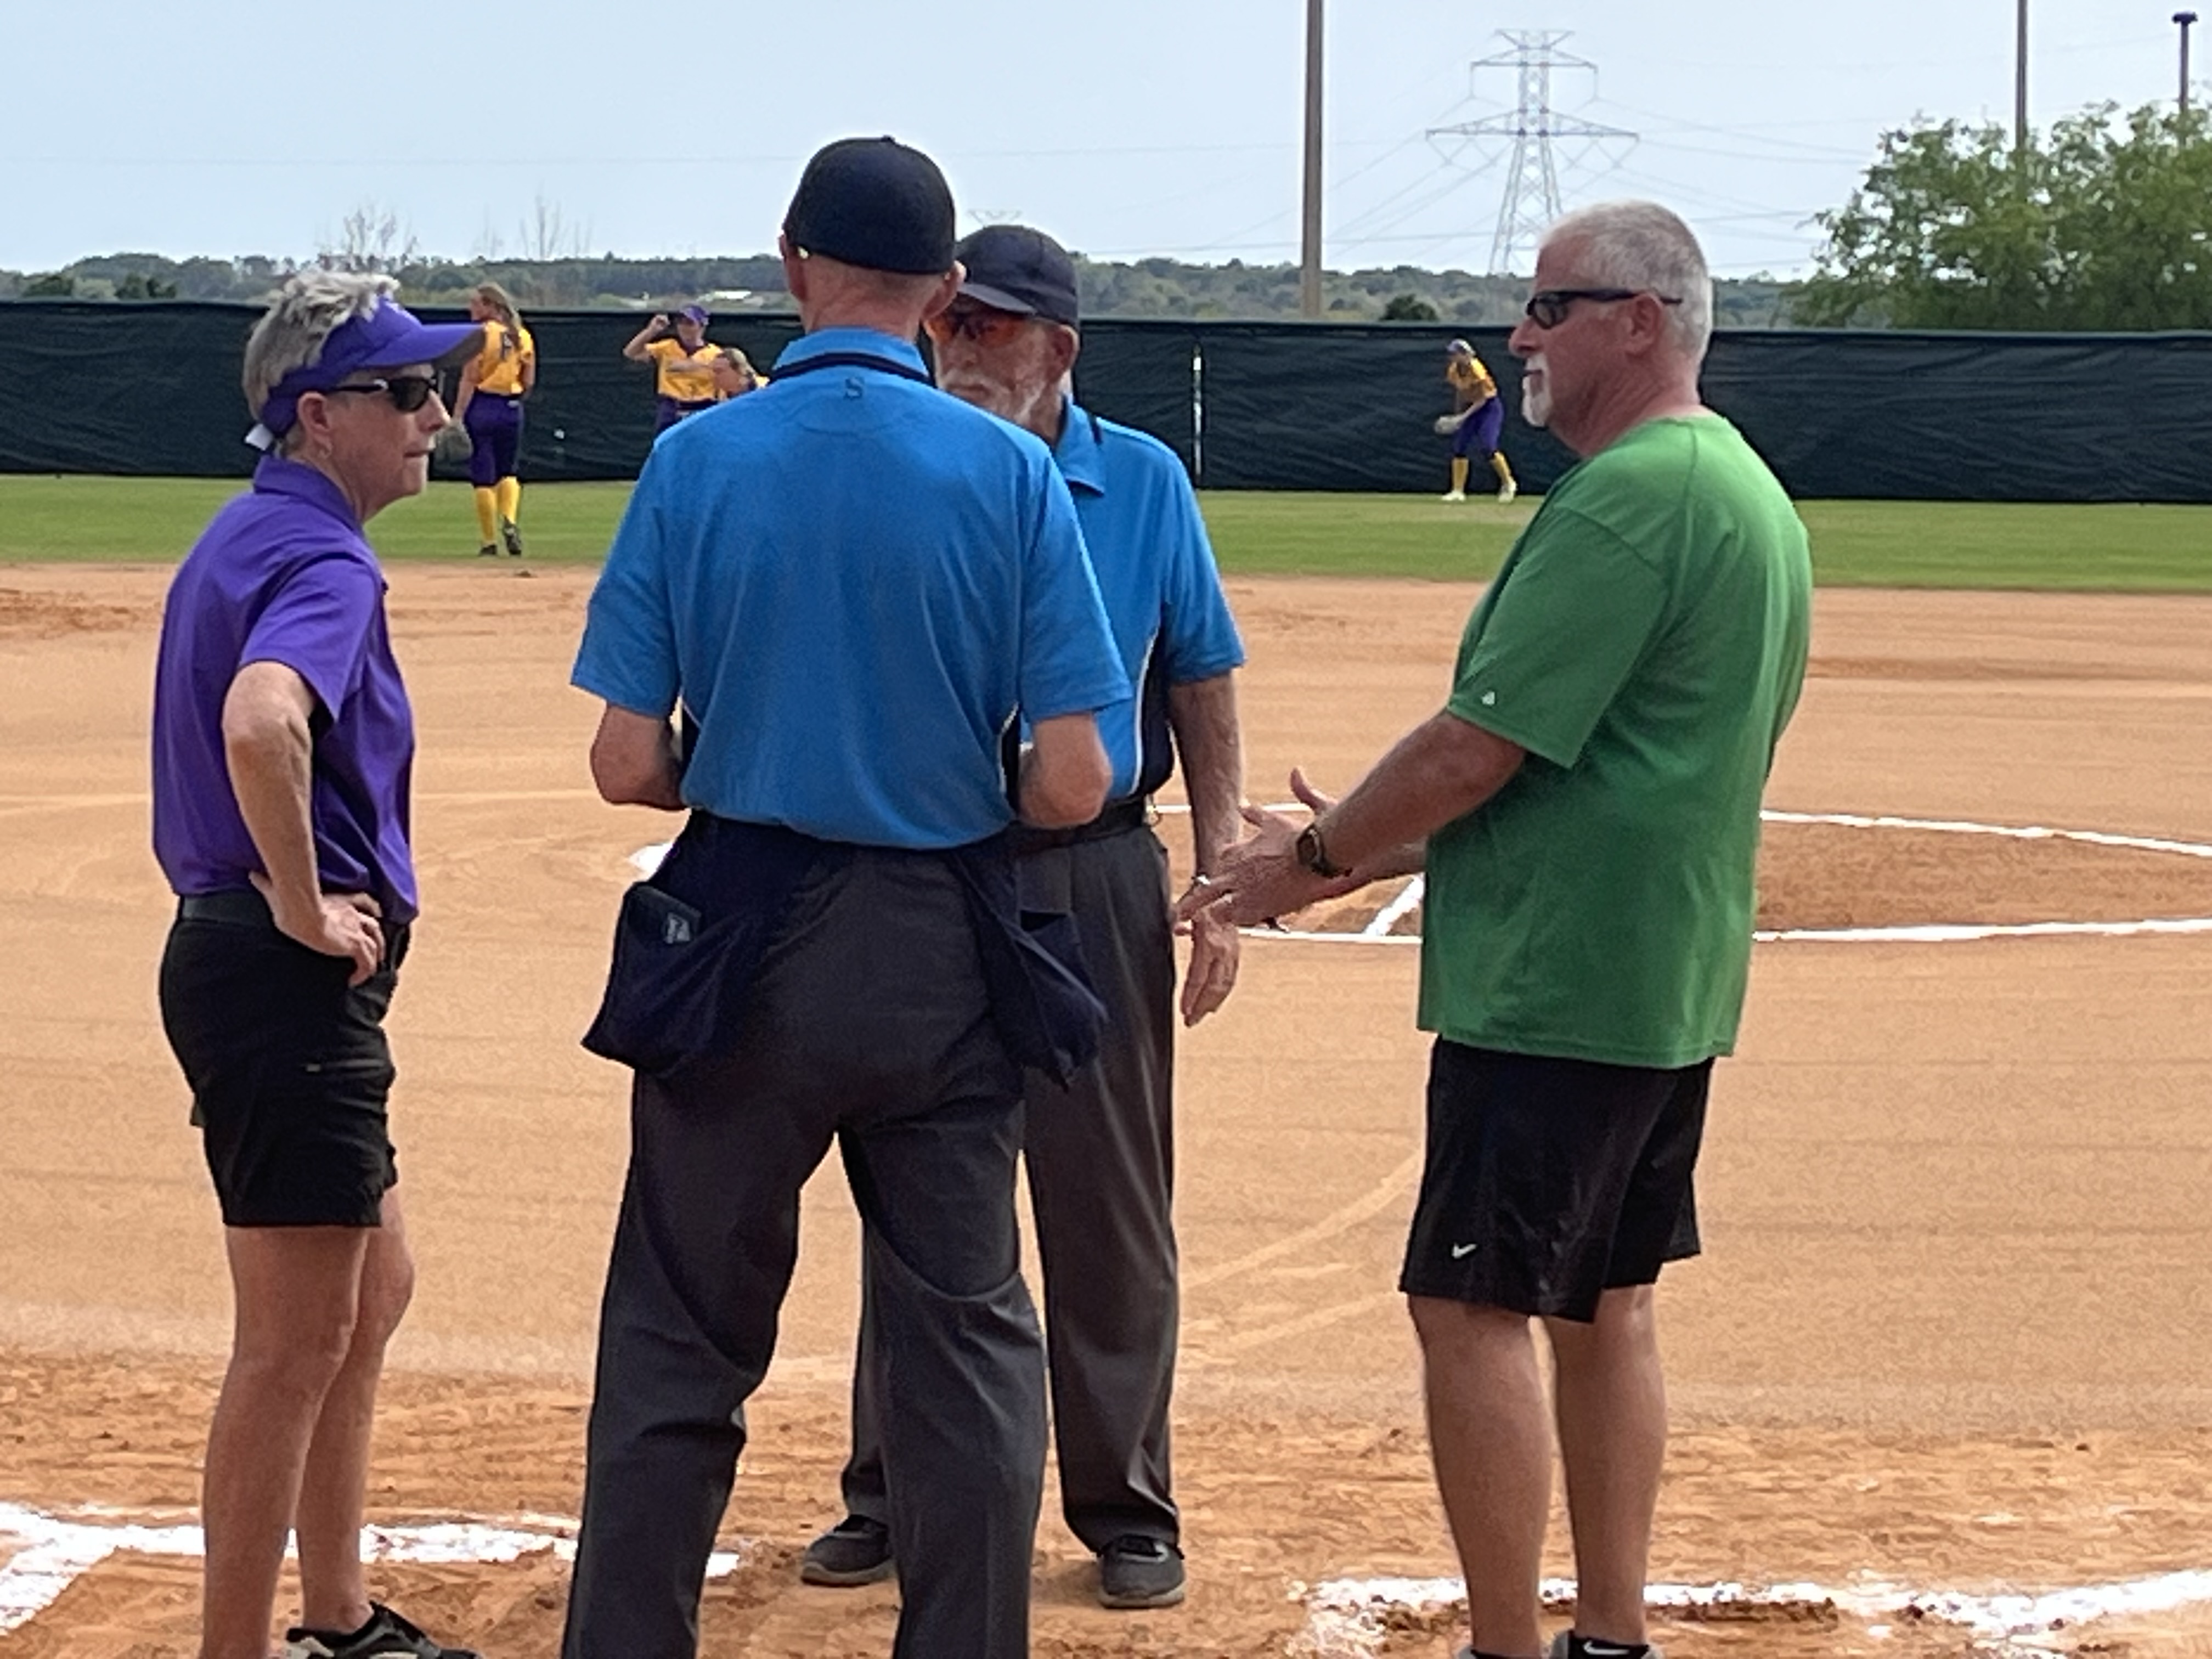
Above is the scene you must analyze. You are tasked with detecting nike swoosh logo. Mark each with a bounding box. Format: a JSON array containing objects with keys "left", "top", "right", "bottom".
[
  {"left": 1580, "top": 1645, "right": 1634, "bottom": 1658},
  {"left": 1449, "top": 1242, "right": 1479, "bottom": 1259}
]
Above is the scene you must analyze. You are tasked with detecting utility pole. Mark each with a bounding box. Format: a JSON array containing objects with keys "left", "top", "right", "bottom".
[
  {"left": 2014, "top": 0, "right": 2030, "bottom": 156},
  {"left": 2177, "top": 12, "right": 2200, "bottom": 116},
  {"left": 1299, "top": 0, "right": 1324, "bottom": 318},
  {"left": 1427, "top": 31, "right": 1635, "bottom": 275}
]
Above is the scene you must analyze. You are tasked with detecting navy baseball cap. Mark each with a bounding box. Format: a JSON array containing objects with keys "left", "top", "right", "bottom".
[
  {"left": 954, "top": 225, "right": 1079, "bottom": 325},
  {"left": 251, "top": 296, "right": 481, "bottom": 444},
  {"left": 784, "top": 136, "right": 956, "bottom": 275}
]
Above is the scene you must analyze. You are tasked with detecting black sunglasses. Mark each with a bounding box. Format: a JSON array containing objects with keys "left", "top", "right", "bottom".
[
  {"left": 323, "top": 375, "right": 441, "bottom": 413},
  {"left": 1523, "top": 289, "right": 1683, "bottom": 330}
]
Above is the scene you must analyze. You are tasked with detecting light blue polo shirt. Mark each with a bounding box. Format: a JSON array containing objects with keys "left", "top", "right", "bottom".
[
  {"left": 573, "top": 328, "right": 1128, "bottom": 850},
  {"left": 1054, "top": 401, "right": 1245, "bottom": 801}
]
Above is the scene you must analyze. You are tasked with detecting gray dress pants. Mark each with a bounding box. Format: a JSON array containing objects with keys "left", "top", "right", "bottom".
[
  {"left": 839, "top": 826, "right": 1180, "bottom": 1551},
  {"left": 561, "top": 851, "right": 1047, "bottom": 1659}
]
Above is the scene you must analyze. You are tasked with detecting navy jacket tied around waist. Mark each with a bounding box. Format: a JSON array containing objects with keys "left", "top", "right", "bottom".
[{"left": 583, "top": 813, "right": 1107, "bottom": 1086}]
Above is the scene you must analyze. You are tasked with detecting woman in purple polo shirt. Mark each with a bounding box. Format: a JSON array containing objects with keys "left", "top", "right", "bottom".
[{"left": 149, "top": 272, "right": 482, "bottom": 1659}]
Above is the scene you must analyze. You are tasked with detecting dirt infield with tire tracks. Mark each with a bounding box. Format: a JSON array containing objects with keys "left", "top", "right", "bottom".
[{"left": 2, "top": 566, "right": 2208, "bottom": 1657}]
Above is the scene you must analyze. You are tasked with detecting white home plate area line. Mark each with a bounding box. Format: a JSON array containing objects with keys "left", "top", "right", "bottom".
[
  {"left": 629, "top": 810, "right": 2212, "bottom": 946},
  {"left": 1296, "top": 1570, "right": 2212, "bottom": 1658},
  {"left": 4, "top": 1504, "right": 2209, "bottom": 1657}
]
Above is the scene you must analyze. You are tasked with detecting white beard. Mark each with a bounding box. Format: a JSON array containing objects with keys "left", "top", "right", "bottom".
[{"left": 1520, "top": 354, "right": 1551, "bottom": 428}]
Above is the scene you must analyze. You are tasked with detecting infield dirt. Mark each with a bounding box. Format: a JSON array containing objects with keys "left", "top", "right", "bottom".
[{"left": 2, "top": 568, "right": 2208, "bottom": 1657}]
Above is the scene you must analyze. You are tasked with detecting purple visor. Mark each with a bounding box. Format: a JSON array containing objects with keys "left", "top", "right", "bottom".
[
  {"left": 250, "top": 297, "right": 483, "bottom": 448},
  {"left": 678, "top": 304, "right": 710, "bottom": 325}
]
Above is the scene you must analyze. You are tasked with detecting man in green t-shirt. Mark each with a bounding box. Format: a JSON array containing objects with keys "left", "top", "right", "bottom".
[{"left": 1181, "top": 201, "right": 1811, "bottom": 1659}]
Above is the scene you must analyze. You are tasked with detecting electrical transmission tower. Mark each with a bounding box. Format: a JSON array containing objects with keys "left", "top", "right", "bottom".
[{"left": 1427, "top": 31, "right": 1635, "bottom": 275}]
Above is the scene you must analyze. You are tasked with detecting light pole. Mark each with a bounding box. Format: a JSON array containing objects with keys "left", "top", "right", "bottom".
[
  {"left": 2177, "top": 12, "right": 2200, "bottom": 116},
  {"left": 2014, "top": 0, "right": 2029, "bottom": 156},
  {"left": 1299, "top": 0, "right": 1324, "bottom": 318}
]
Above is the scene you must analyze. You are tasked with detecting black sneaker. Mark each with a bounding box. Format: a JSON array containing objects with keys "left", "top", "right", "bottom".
[
  {"left": 281, "top": 1602, "right": 479, "bottom": 1658},
  {"left": 1548, "top": 1634, "right": 1660, "bottom": 1659},
  {"left": 500, "top": 519, "right": 525, "bottom": 557},
  {"left": 475, "top": 544, "right": 499, "bottom": 558},
  {"left": 1097, "top": 1534, "right": 1185, "bottom": 1609},
  {"left": 799, "top": 1514, "right": 895, "bottom": 1586}
]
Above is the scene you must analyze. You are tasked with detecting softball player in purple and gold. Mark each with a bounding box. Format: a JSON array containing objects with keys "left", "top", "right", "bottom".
[
  {"left": 452, "top": 283, "right": 535, "bottom": 555},
  {"left": 1441, "top": 337, "right": 1517, "bottom": 504},
  {"left": 622, "top": 303, "right": 730, "bottom": 431}
]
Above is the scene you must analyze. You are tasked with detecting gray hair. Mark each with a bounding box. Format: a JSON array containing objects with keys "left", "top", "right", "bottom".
[
  {"left": 240, "top": 269, "right": 396, "bottom": 436},
  {"left": 1542, "top": 201, "right": 1713, "bottom": 362}
]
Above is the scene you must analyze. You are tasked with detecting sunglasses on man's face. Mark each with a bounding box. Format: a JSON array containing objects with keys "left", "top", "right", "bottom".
[
  {"left": 923, "top": 307, "right": 1034, "bottom": 347},
  {"left": 323, "top": 375, "right": 441, "bottom": 414},
  {"left": 1522, "top": 288, "right": 1683, "bottom": 330}
]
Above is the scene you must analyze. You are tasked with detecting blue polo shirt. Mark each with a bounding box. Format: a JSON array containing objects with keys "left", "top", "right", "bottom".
[
  {"left": 151, "top": 454, "right": 419, "bottom": 922},
  {"left": 573, "top": 328, "right": 1128, "bottom": 850},
  {"left": 1054, "top": 400, "right": 1244, "bottom": 800}
]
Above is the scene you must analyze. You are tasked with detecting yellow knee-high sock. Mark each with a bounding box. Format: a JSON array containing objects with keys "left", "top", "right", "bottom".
[
  {"left": 495, "top": 477, "right": 521, "bottom": 524},
  {"left": 1490, "top": 453, "right": 1516, "bottom": 489},
  {"left": 473, "top": 487, "right": 500, "bottom": 545},
  {"left": 1448, "top": 457, "right": 1470, "bottom": 495}
]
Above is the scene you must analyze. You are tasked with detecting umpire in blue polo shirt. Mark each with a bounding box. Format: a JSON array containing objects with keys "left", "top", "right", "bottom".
[
  {"left": 803, "top": 224, "right": 1247, "bottom": 1612},
  {"left": 559, "top": 139, "right": 1128, "bottom": 1659}
]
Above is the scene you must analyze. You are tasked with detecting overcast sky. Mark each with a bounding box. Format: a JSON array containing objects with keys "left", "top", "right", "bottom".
[{"left": 1, "top": 0, "right": 2188, "bottom": 279}]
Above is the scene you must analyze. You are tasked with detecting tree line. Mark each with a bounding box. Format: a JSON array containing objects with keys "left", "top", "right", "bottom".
[{"left": 7, "top": 101, "right": 2204, "bottom": 330}]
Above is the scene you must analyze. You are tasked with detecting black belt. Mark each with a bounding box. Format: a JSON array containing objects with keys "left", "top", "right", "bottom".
[
  {"left": 1007, "top": 797, "right": 1153, "bottom": 855},
  {"left": 176, "top": 889, "right": 271, "bottom": 926}
]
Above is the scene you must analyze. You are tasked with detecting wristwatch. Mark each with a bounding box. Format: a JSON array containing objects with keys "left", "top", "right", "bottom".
[{"left": 1295, "top": 821, "right": 1349, "bottom": 879}]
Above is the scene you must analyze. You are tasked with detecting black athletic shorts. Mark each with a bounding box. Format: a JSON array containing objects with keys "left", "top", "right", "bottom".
[
  {"left": 157, "top": 893, "right": 409, "bottom": 1229},
  {"left": 1399, "top": 1039, "right": 1709, "bottom": 1322}
]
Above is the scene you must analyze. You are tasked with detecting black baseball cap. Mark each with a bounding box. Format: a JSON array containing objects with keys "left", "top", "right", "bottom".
[
  {"left": 954, "top": 225, "right": 1080, "bottom": 325},
  {"left": 784, "top": 136, "right": 956, "bottom": 275}
]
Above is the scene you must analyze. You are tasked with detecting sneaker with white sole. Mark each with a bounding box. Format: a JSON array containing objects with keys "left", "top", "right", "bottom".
[
  {"left": 1497, "top": 479, "right": 1518, "bottom": 504},
  {"left": 1548, "top": 1632, "right": 1661, "bottom": 1659},
  {"left": 1441, "top": 489, "right": 1467, "bottom": 503},
  {"left": 281, "top": 1602, "right": 478, "bottom": 1659}
]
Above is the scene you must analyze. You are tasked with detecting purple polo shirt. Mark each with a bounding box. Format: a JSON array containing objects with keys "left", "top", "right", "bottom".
[{"left": 151, "top": 455, "right": 419, "bottom": 924}]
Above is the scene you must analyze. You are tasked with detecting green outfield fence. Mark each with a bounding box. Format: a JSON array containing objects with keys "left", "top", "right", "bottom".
[{"left": 2, "top": 301, "right": 2208, "bottom": 501}]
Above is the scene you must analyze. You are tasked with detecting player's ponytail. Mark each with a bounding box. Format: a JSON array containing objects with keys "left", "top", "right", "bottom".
[{"left": 474, "top": 281, "right": 523, "bottom": 359}]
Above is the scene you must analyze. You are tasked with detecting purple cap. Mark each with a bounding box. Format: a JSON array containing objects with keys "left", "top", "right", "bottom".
[
  {"left": 251, "top": 297, "right": 483, "bottom": 446},
  {"left": 678, "top": 303, "right": 710, "bottom": 325}
]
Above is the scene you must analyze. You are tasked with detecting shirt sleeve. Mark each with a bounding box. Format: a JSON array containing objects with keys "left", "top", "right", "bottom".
[
  {"left": 239, "top": 552, "right": 382, "bottom": 723},
  {"left": 1018, "top": 462, "right": 1131, "bottom": 720},
  {"left": 1155, "top": 469, "right": 1245, "bottom": 685},
  {"left": 1446, "top": 506, "right": 1669, "bottom": 769},
  {"left": 572, "top": 458, "right": 680, "bottom": 717}
]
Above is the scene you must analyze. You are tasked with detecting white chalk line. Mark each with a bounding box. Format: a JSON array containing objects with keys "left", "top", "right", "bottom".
[
  {"left": 5, "top": 1502, "right": 2205, "bottom": 1656},
  {"left": 1164, "top": 805, "right": 2212, "bottom": 947},
  {"left": 1294, "top": 1570, "right": 2212, "bottom": 1658},
  {"left": 0, "top": 1502, "right": 744, "bottom": 1637}
]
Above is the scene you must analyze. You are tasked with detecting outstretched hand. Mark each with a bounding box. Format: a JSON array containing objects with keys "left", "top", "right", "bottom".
[{"left": 1173, "top": 770, "right": 1362, "bottom": 931}]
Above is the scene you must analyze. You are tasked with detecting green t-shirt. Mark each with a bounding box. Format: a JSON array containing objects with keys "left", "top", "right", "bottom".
[{"left": 1418, "top": 415, "right": 1813, "bottom": 1069}]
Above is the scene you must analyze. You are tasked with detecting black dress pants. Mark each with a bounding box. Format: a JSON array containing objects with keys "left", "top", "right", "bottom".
[
  {"left": 561, "top": 850, "right": 1047, "bottom": 1659},
  {"left": 840, "top": 826, "right": 1181, "bottom": 1552}
]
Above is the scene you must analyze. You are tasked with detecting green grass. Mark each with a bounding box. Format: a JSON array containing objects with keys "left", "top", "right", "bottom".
[{"left": 3, "top": 476, "right": 2209, "bottom": 591}]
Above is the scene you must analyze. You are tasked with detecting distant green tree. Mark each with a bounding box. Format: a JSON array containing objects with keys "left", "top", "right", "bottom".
[
  {"left": 1797, "top": 104, "right": 2212, "bottom": 329},
  {"left": 24, "top": 272, "right": 75, "bottom": 297},
  {"left": 114, "top": 273, "right": 177, "bottom": 300},
  {"left": 1380, "top": 293, "right": 1440, "bottom": 321}
]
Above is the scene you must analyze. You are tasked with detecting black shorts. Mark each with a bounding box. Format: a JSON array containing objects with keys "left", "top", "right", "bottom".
[
  {"left": 1399, "top": 1040, "right": 1709, "bottom": 1322},
  {"left": 157, "top": 894, "right": 409, "bottom": 1228}
]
